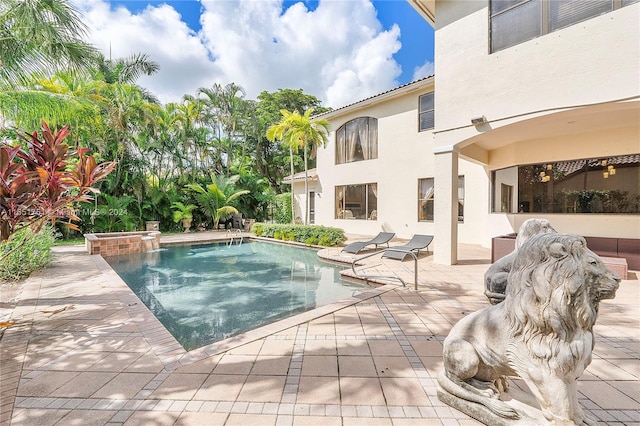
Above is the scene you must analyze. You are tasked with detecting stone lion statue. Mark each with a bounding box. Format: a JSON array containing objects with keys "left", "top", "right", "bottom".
[
  {"left": 485, "top": 218, "right": 557, "bottom": 304},
  {"left": 439, "top": 233, "right": 620, "bottom": 425}
]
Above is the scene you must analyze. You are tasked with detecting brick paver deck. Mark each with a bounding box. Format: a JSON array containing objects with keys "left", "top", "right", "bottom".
[{"left": 1, "top": 231, "right": 638, "bottom": 425}]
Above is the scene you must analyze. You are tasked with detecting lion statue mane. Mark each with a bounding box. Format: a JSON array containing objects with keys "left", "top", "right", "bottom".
[
  {"left": 485, "top": 218, "right": 557, "bottom": 304},
  {"left": 439, "top": 233, "right": 620, "bottom": 425}
]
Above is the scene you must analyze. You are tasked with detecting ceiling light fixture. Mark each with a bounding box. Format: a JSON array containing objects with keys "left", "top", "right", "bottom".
[{"left": 471, "top": 116, "right": 488, "bottom": 125}]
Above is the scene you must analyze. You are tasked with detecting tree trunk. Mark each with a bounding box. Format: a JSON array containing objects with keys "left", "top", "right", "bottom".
[
  {"left": 303, "top": 145, "right": 309, "bottom": 225},
  {"left": 289, "top": 146, "right": 295, "bottom": 224}
]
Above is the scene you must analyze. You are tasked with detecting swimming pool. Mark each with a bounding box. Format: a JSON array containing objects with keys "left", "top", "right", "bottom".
[{"left": 105, "top": 240, "right": 368, "bottom": 351}]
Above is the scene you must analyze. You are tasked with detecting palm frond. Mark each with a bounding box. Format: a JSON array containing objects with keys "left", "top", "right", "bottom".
[
  {"left": 0, "top": 89, "right": 100, "bottom": 130},
  {"left": 225, "top": 189, "right": 250, "bottom": 204},
  {"left": 0, "top": 0, "right": 98, "bottom": 85}
]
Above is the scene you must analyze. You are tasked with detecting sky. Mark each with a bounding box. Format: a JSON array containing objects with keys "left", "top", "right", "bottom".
[{"left": 72, "top": 0, "right": 435, "bottom": 109}]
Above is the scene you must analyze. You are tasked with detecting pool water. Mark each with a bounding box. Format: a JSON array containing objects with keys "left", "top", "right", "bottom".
[{"left": 105, "top": 240, "right": 367, "bottom": 351}]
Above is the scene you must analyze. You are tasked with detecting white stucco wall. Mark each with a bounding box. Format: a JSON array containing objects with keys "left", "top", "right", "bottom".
[
  {"left": 313, "top": 80, "right": 490, "bottom": 244},
  {"left": 290, "top": 181, "right": 317, "bottom": 224},
  {"left": 434, "top": 1, "right": 639, "bottom": 146},
  {"left": 433, "top": 1, "right": 640, "bottom": 246},
  {"left": 305, "top": 2, "right": 639, "bottom": 253}
]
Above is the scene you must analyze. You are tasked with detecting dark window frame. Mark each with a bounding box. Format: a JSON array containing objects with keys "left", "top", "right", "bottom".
[
  {"left": 335, "top": 117, "right": 378, "bottom": 165},
  {"left": 419, "top": 92, "right": 435, "bottom": 132},
  {"left": 418, "top": 176, "right": 464, "bottom": 222},
  {"left": 489, "top": 0, "right": 637, "bottom": 53},
  {"left": 490, "top": 154, "right": 640, "bottom": 214},
  {"left": 418, "top": 178, "right": 435, "bottom": 222},
  {"left": 335, "top": 183, "right": 378, "bottom": 220},
  {"left": 458, "top": 176, "right": 465, "bottom": 222}
]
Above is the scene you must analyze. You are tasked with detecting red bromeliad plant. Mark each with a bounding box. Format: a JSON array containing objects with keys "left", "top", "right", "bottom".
[{"left": 0, "top": 121, "right": 115, "bottom": 242}]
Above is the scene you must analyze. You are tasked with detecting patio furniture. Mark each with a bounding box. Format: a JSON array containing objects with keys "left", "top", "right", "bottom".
[
  {"left": 342, "top": 232, "right": 395, "bottom": 254},
  {"left": 382, "top": 234, "right": 433, "bottom": 261}
]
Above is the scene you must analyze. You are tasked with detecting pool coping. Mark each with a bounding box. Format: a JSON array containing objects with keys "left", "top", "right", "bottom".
[{"left": 93, "top": 239, "right": 400, "bottom": 372}]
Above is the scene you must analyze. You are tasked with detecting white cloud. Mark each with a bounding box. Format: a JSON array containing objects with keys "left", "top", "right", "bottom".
[
  {"left": 73, "top": 0, "right": 217, "bottom": 104},
  {"left": 412, "top": 60, "right": 434, "bottom": 81},
  {"left": 73, "top": 0, "right": 404, "bottom": 108}
]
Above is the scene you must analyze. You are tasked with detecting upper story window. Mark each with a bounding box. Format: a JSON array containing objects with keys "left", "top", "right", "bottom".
[
  {"left": 419, "top": 93, "right": 434, "bottom": 131},
  {"left": 335, "top": 117, "right": 378, "bottom": 164},
  {"left": 490, "top": 0, "right": 638, "bottom": 52}
]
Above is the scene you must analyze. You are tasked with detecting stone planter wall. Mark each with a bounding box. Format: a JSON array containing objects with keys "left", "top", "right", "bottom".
[{"left": 490, "top": 233, "right": 517, "bottom": 263}]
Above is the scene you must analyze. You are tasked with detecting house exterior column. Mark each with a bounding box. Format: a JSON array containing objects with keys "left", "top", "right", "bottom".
[{"left": 433, "top": 148, "right": 459, "bottom": 265}]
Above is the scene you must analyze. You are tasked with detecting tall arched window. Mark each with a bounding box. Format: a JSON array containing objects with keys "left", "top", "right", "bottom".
[{"left": 335, "top": 117, "right": 378, "bottom": 164}]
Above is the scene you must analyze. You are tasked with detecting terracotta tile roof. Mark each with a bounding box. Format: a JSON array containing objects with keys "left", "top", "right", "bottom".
[
  {"left": 313, "top": 75, "right": 434, "bottom": 119},
  {"left": 283, "top": 168, "right": 318, "bottom": 183}
]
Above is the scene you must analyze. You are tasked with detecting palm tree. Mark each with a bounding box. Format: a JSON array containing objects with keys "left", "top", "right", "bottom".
[
  {"left": 94, "top": 53, "right": 159, "bottom": 103},
  {"left": 186, "top": 174, "right": 250, "bottom": 229},
  {"left": 95, "top": 53, "right": 159, "bottom": 84},
  {"left": 266, "top": 108, "right": 329, "bottom": 224},
  {"left": 197, "top": 83, "right": 248, "bottom": 172},
  {"left": 0, "top": 0, "right": 98, "bottom": 85},
  {"left": 266, "top": 109, "right": 300, "bottom": 224}
]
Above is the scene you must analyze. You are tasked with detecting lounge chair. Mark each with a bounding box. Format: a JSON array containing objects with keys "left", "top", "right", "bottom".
[
  {"left": 342, "top": 232, "right": 395, "bottom": 254},
  {"left": 381, "top": 234, "right": 434, "bottom": 261}
]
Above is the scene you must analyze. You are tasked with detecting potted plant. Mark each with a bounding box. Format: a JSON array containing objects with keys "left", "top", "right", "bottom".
[{"left": 171, "top": 202, "right": 197, "bottom": 233}]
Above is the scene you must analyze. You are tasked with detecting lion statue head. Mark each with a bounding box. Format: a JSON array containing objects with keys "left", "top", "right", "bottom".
[
  {"left": 515, "top": 218, "right": 557, "bottom": 249},
  {"left": 504, "top": 233, "right": 620, "bottom": 372},
  {"left": 485, "top": 218, "right": 557, "bottom": 304}
]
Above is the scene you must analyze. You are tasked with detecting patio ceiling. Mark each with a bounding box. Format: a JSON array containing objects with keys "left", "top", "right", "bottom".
[
  {"left": 458, "top": 100, "right": 640, "bottom": 163},
  {"left": 407, "top": 0, "right": 435, "bottom": 26}
]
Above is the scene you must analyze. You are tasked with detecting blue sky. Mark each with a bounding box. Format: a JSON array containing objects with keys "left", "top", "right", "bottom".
[{"left": 76, "top": 0, "right": 435, "bottom": 107}]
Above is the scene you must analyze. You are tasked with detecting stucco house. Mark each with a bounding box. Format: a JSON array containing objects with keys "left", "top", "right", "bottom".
[{"left": 289, "top": 0, "right": 640, "bottom": 265}]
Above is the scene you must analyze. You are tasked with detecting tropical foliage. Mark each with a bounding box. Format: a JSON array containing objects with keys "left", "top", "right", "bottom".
[
  {"left": 0, "top": 227, "right": 56, "bottom": 281},
  {"left": 0, "top": 121, "right": 114, "bottom": 242},
  {"left": 171, "top": 202, "right": 197, "bottom": 223},
  {"left": 186, "top": 174, "right": 250, "bottom": 229},
  {"left": 0, "top": 0, "right": 333, "bottom": 241},
  {"left": 266, "top": 108, "right": 330, "bottom": 224},
  {"left": 252, "top": 223, "right": 346, "bottom": 247},
  {"left": 0, "top": 0, "right": 98, "bottom": 85},
  {"left": 274, "top": 193, "right": 293, "bottom": 224}
]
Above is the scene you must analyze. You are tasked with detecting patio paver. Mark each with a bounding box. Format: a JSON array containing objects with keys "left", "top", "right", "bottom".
[{"left": 0, "top": 230, "right": 638, "bottom": 425}]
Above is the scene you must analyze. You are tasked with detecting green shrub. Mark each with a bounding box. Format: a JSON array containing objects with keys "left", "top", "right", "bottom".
[
  {"left": 304, "top": 236, "right": 318, "bottom": 245},
  {"left": 0, "top": 227, "right": 56, "bottom": 281},
  {"left": 274, "top": 193, "right": 292, "bottom": 224},
  {"left": 251, "top": 223, "right": 346, "bottom": 247},
  {"left": 318, "top": 235, "right": 332, "bottom": 246}
]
